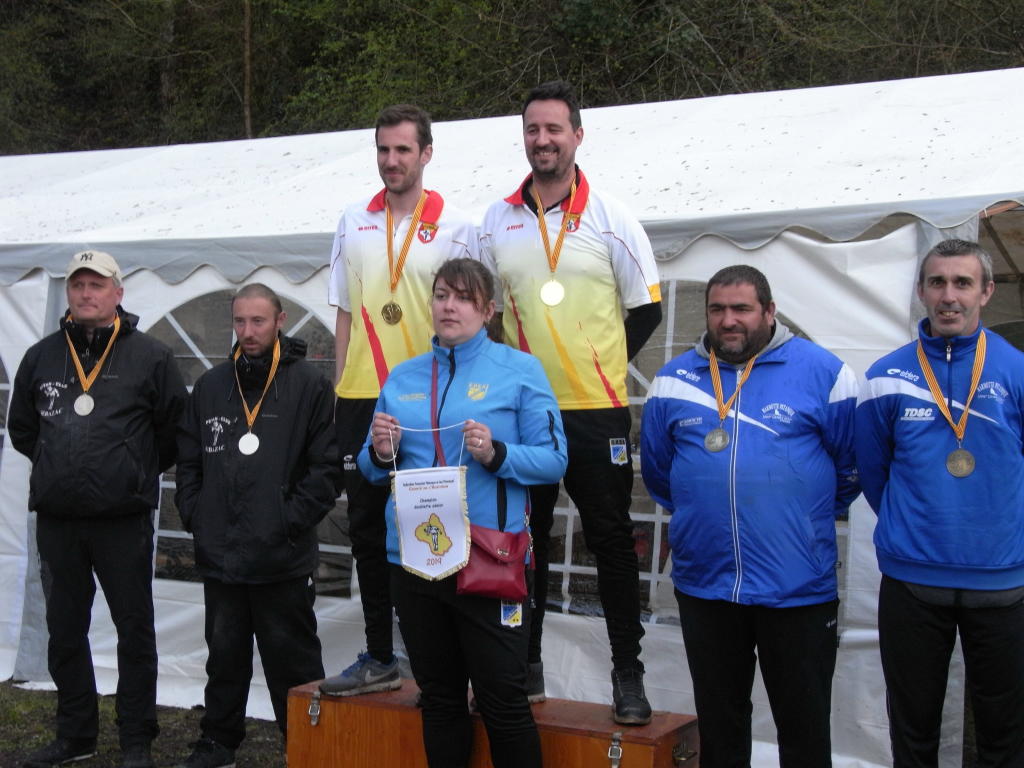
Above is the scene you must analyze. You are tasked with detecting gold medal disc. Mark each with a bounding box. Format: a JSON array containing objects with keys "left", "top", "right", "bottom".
[
  {"left": 704, "top": 427, "right": 730, "bottom": 453},
  {"left": 238, "top": 432, "right": 260, "bottom": 456},
  {"left": 74, "top": 393, "right": 95, "bottom": 416},
  {"left": 381, "top": 301, "right": 403, "bottom": 325},
  {"left": 946, "top": 448, "right": 975, "bottom": 478},
  {"left": 539, "top": 279, "right": 565, "bottom": 307}
]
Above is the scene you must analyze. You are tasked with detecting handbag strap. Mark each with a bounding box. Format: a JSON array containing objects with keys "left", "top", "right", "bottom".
[{"left": 430, "top": 357, "right": 448, "bottom": 466}]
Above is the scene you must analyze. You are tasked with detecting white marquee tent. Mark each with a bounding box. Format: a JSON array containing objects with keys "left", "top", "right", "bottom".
[{"left": 2, "top": 67, "right": 1023, "bottom": 767}]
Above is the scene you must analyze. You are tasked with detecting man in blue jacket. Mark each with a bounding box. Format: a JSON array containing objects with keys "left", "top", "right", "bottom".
[
  {"left": 641, "top": 265, "right": 858, "bottom": 768},
  {"left": 856, "top": 239, "right": 1024, "bottom": 767}
]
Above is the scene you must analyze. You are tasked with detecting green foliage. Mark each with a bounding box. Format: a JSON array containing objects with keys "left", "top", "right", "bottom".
[{"left": 1, "top": 0, "right": 1022, "bottom": 154}]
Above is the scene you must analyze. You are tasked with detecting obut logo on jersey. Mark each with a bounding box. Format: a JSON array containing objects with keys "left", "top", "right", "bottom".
[
  {"left": 204, "top": 416, "right": 232, "bottom": 453},
  {"left": 418, "top": 223, "right": 438, "bottom": 244},
  {"left": 901, "top": 407, "right": 934, "bottom": 422},
  {"left": 761, "top": 402, "right": 795, "bottom": 424},
  {"left": 976, "top": 381, "right": 1008, "bottom": 404},
  {"left": 675, "top": 368, "right": 701, "bottom": 383},
  {"left": 38, "top": 381, "right": 67, "bottom": 417}
]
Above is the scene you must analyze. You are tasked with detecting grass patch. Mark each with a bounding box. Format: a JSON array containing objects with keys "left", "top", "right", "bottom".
[{"left": 0, "top": 679, "right": 284, "bottom": 767}]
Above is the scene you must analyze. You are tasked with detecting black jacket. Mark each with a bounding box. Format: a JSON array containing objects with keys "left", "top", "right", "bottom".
[
  {"left": 175, "top": 334, "right": 341, "bottom": 584},
  {"left": 8, "top": 307, "right": 187, "bottom": 518}
]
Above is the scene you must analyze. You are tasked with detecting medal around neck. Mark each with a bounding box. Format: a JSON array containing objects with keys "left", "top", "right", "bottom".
[
  {"left": 946, "top": 448, "right": 975, "bottom": 478},
  {"left": 704, "top": 427, "right": 729, "bottom": 452},
  {"left": 539, "top": 278, "right": 565, "bottom": 307},
  {"left": 74, "top": 393, "right": 95, "bottom": 416},
  {"left": 238, "top": 432, "right": 260, "bottom": 456},
  {"left": 381, "top": 300, "right": 403, "bottom": 325}
]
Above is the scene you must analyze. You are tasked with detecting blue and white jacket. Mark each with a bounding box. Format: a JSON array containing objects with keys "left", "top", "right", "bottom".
[
  {"left": 641, "top": 322, "right": 859, "bottom": 607},
  {"left": 856, "top": 320, "right": 1024, "bottom": 590},
  {"left": 358, "top": 328, "right": 567, "bottom": 566}
]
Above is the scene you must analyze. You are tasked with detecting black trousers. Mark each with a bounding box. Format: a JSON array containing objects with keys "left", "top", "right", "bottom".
[
  {"left": 879, "top": 576, "right": 1024, "bottom": 768},
  {"left": 391, "top": 565, "right": 541, "bottom": 768},
  {"left": 200, "top": 576, "right": 324, "bottom": 748},
  {"left": 528, "top": 407, "right": 643, "bottom": 670},
  {"left": 36, "top": 512, "right": 159, "bottom": 749},
  {"left": 336, "top": 396, "right": 394, "bottom": 662},
  {"left": 676, "top": 591, "right": 838, "bottom": 768}
]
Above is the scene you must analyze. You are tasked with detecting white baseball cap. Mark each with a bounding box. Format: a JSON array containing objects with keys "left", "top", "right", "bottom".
[{"left": 66, "top": 250, "right": 123, "bottom": 281}]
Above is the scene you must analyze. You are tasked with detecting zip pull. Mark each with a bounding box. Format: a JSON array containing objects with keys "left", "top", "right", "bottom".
[{"left": 946, "top": 342, "right": 952, "bottom": 363}]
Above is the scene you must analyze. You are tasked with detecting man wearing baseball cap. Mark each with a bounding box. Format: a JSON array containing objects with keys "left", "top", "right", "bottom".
[{"left": 10, "top": 251, "right": 187, "bottom": 768}]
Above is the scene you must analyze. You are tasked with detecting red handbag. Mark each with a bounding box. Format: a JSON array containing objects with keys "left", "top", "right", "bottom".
[{"left": 456, "top": 523, "right": 531, "bottom": 601}]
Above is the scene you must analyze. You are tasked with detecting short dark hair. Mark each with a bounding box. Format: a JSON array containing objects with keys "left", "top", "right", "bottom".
[
  {"left": 432, "top": 259, "right": 494, "bottom": 311},
  {"left": 918, "top": 238, "right": 994, "bottom": 286},
  {"left": 375, "top": 104, "right": 432, "bottom": 150},
  {"left": 232, "top": 282, "right": 283, "bottom": 315},
  {"left": 705, "top": 265, "right": 773, "bottom": 310},
  {"left": 522, "top": 80, "right": 582, "bottom": 131}
]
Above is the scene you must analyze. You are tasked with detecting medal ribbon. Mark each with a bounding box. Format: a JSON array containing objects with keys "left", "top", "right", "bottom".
[
  {"left": 708, "top": 348, "right": 760, "bottom": 423},
  {"left": 531, "top": 180, "right": 578, "bottom": 276},
  {"left": 916, "top": 331, "right": 987, "bottom": 443},
  {"left": 386, "top": 190, "right": 428, "bottom": 293},
  {"left": 233, "top": 337, "right": 282, "bottom": 434},
  {"left": 65, "top": 314, "right": 122, "bottom": 395}
]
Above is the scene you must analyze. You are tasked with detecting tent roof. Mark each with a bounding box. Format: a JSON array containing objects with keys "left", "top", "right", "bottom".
[{"left": 1, "top": 67, "right": 1022, "bottom": 285}]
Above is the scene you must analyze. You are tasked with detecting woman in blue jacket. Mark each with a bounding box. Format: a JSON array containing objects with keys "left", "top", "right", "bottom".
[{"left": 357, "top": 258, "right": 567, "bottom": 768}]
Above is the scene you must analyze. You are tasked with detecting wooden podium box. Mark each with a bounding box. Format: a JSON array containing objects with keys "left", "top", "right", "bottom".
[{"left": 287, "top": 679, "right": 699, "bottom": 767}]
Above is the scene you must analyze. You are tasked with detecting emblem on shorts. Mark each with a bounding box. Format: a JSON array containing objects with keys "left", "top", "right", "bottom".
[
  {"left": 500, "top": 601, "right": 523, "bottom": 627},
  {"left": 609, "top": 438, "right": 628, "bottom": 465}
]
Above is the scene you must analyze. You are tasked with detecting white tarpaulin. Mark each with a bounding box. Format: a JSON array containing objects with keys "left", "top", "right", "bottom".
[{"left": 2, "top": 67, "right": 1024, "bottom": 768}]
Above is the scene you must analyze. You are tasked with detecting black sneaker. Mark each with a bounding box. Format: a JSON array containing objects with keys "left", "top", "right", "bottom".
[
  {"left": 176, "top": 738, "right": 235, "bottom": 768},
  {"left": 526, "top": 661, "right": 546, "bottom": 703},
  {"left": 120, "top": 744, "right": 154, "bottom": 768},
  {"left": 611, "top": 666, "right": 652, "bottom": 725},
  {"left": 23, "top": 738, "right": 97, "bottom": 767}
]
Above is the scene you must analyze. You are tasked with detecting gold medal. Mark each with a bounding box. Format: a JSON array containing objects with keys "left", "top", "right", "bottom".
[
  {"left": 73, "top": 393, "right": 95, "bottom": 416},
  {"left": 704, "top": 427, "right": 729, "bottom": 452},
  {"left": 946, "top": 448, "right": 975, "bottom": 478},
  {"left": 539, "top": 279, "right": 565, "bottom": 307},
  {"left": 381, "top": 300, "right": 403, "bottom": 325},
  {"left": 238, "top": 432, "right": 260, "bottom": 455}
]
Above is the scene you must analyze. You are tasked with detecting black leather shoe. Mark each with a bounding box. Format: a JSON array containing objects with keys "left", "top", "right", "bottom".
[
  {"left": 611, "top": 666, "right": 652, "bottom": 725},
  {"left": 23, "top": 737, "right": 97, "bottom": 767}
]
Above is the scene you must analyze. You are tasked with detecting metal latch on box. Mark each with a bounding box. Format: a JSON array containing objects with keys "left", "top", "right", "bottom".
[
  {"left": 307, "top": 690, "right": 321, "bottom": 726},
  {"left": 607, "top": 731, "right": 623, "bottom": 767},
  {"left": 673, "top": 742, "right": 698, "bottom": 764}
]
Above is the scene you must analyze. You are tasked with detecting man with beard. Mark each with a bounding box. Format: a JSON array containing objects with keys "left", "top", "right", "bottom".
[
  {"left": 640, "top": 265, "right": 859, "bottom": 767},
  {"left": 174, "top": 284, "right": 340, "bottom": 768},
  {"left": 321, "top": 104, "right": 479, "bottom": 696},
  {"left": 480, "top": 80, "right": 662, "bottom": 723},
  {"left": 11, "top": 250, "right": 186, "bottom": 768}
]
